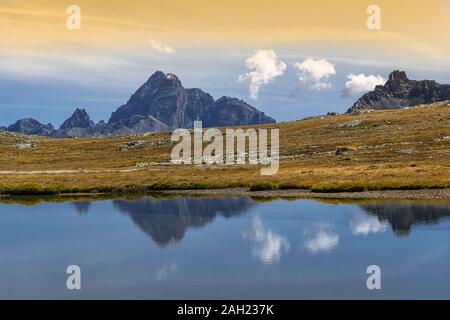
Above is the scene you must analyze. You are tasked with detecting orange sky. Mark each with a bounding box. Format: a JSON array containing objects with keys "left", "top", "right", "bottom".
[{"left": 1, "top": 0, "right": 449, "bottom": 64}]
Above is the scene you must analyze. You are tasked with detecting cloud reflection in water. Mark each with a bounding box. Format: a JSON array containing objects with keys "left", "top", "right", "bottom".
[
  {"left": 303, "top": 224, "right": 339, "bottom": 254},
  {"left": 243, "top": 215, "right": 290, "bottom": 265}
]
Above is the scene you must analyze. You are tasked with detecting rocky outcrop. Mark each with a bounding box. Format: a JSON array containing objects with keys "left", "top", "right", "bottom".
[
  {"left": 347, "top": 70, "right": 450, "bottom": 114},
  {"left": 12, "top": 142, "right": 38, "bottom": 150},
  {"left": 7, "top": 118, "right": 54, "bottom": 136}
]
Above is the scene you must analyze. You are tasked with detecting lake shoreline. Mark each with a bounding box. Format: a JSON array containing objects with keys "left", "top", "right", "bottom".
[
  {"left": 156, "top": 187, "right": 450, "bottom": 199},
  {"left": 1, "top": 188, "right": 449, "bottom": 200}
]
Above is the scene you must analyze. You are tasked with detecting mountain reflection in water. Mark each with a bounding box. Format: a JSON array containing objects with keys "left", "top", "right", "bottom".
[
  {"left": 112, "top": 197, "right": 256, "bottom": 246},
  {"left": 68, "top": 197, "right": 450, "bottom": 246},
  {"left": 359, "top": 201, "right": 450, "bottom": 236}
]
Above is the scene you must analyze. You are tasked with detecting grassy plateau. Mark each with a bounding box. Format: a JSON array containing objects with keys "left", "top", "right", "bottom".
[{"left": 0, "top": 102, "right": 449, "bottom": 195}]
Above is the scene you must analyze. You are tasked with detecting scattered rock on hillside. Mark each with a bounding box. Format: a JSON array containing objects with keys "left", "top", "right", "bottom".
[
  {"left": 338, "top": 120, "right": 363, "bottom": 128},
  {"left": 12, "top": 142, "right": 38, "bottom": 150},
  {"left": 119, "top": 140, "right": 145, "bottom": 150},
  {"left": 335, "top": 146, "right": 357, "bottom": 156},
  {"left": 350, "top": 109, "right": 374, "bottom": 115},
  {"left": 396, "top": 148, "right": 416, "bottom": 154}
]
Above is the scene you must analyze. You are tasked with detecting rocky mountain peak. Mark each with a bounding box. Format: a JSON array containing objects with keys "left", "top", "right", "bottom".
[
  {"left": 7, "top": 118, "right": 54, "bottom": 136},
  {"left": 59, "top": 108, "right": 94, "bottom": 130},
  {"left": 347, "top": 70, "right": 450, "bottom": 114},
  {"left": 109, "top": 71, "right": 275, "bottom": 129},
  {"left": 388, "top": 70, "right": 409, "bottom": 82},
  {"left": 144, "top": 71, "right": 182, "bottom": 89}
]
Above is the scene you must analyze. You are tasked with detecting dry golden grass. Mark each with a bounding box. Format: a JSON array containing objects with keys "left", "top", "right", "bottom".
[{"left": 0, "top": 103, "right": 449, "bottom": 194}]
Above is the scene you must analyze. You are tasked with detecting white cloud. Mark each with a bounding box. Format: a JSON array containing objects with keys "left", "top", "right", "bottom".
[
  {"left": 349, "top": 213, "right": 388, "bottom": 236},
  {"left": 243, "top": 216, "right": 290, "bottom": 265},
  {"left": 304, "top": 225, "right": 339, "bottom": 254},
  {"left": 149, "top": 38, "right": 175, "bottom": 54},
  {"left": 238, "top": 49, "right": 286, "bottom": 100},
  {"left": 343, "top": 73, "right": 386, "bottom": 96},
  {"left": 294, "top": 58, "right": 336, "bottom": 91}
]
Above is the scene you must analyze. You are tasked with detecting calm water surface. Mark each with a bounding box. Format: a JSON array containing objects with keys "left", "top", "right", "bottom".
[{"left": 0, "top": 196, "right": 449, "bottom": 299}]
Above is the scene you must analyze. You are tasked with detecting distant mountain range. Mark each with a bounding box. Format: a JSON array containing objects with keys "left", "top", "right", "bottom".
[
  {"left": 346, "top": 70, "right": 450, "bottom": 114},
  {"left": 5, "top": 118, "right": 55, "bottom": 136},
  {"left": 4, "top": 71, "right": 275, "bottom": 138},
  {"left": 3, "top": 70, "right": 450, "bottom": 137}
]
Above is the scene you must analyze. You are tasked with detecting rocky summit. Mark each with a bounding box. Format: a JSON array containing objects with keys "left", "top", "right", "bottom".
[
  {"left": 50, "top": 108, "right": 170, "bottom": 138},
  {"left": 59, "top": 108, "right": 94, "bottom": 130},
  {"left": 7, "top": 118, "right": 54, "bottom": 136},
  {"left": 109, "top": 71, "right": 275, "bottom": 129},
  {"left": 50, "top": 108, "right": 99, "bottom": 138},
  {"left": 5, "top": 71, "right": 275, "bottom": 138},
  {"left": 346, "top": 70, "right": 450, "bottom": 114}
]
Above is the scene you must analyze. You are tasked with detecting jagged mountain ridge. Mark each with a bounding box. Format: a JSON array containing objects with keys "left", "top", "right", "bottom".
[
  {"left": 59, "top": 108, "right": 94, "bottom": 130},
  {"left": 347, "top": 70, "right": 450, "bottom": 114},
  {"left": 49, "top": 108, "right": 170, "bottom": 138},
  {"left": 109, "top": 71, "right": 275, "bottom": 128},
  {"left": 7, "top": 118, "right": 54, "bottom": 136},
  {"left": 4, "top": 71, "right": 275, "bottom": 138}
]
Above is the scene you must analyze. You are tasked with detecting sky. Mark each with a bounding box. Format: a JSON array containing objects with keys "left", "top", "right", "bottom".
[{"left": 1, "top": 0, "right": 450, "bottom": 127}]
